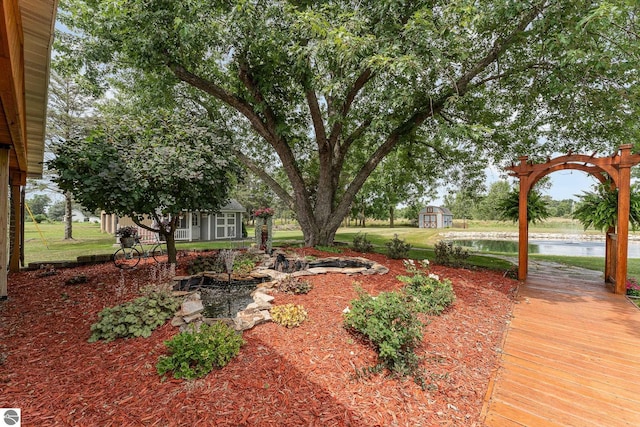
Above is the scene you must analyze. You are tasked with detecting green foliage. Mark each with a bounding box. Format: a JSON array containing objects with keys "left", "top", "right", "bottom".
[
  {"left": 48, "top": 108, "right": 240, "bottom": 263},
  {"left": 186, "top": 253, "right": 224, "bottom": 275},
  {"left": 398, "top": 260, "right": 456, "bottom": 315},
  {"left": 27, "top": 194, "right": 51, "bottom": 216},
  {"left": 344, "top": 287, "right": 424, "bottom": 380},
  {"left": 33, "top": 214, "right": 48, "bottom": 224},
  {"left": 232, "top": 254, "right": 256, "bottom": 275},
  {"left": 157, "top": 322, "right": 244, "bottom": 380},
  {"left": 385, "top": 234, "right": 411, "bottom": 259},
  {"left": 88, "top": 290, "right": 179, "bottom": 342},
  {"left": 270, "top": 304, "right": 308, "bottom": 328},
  {"left": 352, "top": 233, "right": 374, "bottom": 253},
  {"left": 277, "top": 275, "right": 313, "bottom": 295},
  {"left": 433, "top": 241, "right": 470, "bottom": 268},
  {"left": 58, "top": 0, "right": 640, "bottom": 246},
  {"left": 498, "top": 188, "right": 551, "bottom": 224},
  {"left": 314, "top": 245, "right": 343, "bottom": 254},
  {"left": 572, "top": 183, "right": 640, "bottom": 232}
]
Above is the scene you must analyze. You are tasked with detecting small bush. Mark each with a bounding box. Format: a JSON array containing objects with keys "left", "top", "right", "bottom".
[
  {"left": 88, "top": 290, "right": 179, "bottom": 342},
  {"left": 186, "top": 253, "right": 224, "bottom": 275},
  {"left": 433, "top": 241, "right": 470, "bottom": 267},
  {"left": 233, "top": 255, "right": 256, "bottom": 274},
  {"left": 157, "top": 322, "right": 244, "bottom": 380},
  {"left": 398, "top": 260, "right": 455, "bottom": 315},
  {"left": 270, "top": 304, "right": 308, "bottom": 328},
  {"left": 385, "top": 234, "right": 411, "bottom": 259},
  {"left": 277, "top": 275, "right": 313, "bottom": 294},
  {"left": 344, "top": 286, "right": 423, "bottom": 378},
  {"left": 352, "top": 232, "right": 374, "bottom": 253},
  {"left": 33, "top": 214, "right": 48, "bottom": 223}
]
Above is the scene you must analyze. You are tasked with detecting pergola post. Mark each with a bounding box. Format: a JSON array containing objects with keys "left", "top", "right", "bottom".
[
  {"left": 614, "top": 144, "right": 633, "bottom": 294},
  {"left": 0, "top": 147, "right": 10, "bottom": 299},
  {"left": 517, "top": 156, "right": 530, "bottom": 281}
]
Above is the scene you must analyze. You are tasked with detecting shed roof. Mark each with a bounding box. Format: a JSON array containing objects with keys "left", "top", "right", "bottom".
[
  {"left": 219, "top": 199, "right": 246, "bottom": 213},
  {"left": 419, "top": 206, "right": 453, "bottom": 216}
]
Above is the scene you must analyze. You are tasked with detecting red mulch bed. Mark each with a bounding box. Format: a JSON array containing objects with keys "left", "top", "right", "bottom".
[{"left": 0, "top": 249, "right": 516, "bottom": 426}]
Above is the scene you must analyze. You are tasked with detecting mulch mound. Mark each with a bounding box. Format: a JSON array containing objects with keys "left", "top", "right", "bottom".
[{"left": 0, "top": 249, "right": 516, "bottom": 426}]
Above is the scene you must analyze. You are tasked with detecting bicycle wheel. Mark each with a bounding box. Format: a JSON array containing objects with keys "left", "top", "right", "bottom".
[
  {"left": 113, "top": 247, "right": 141, "bottom": 269},
  {"left": 151, "top": 244, "right": 168, "bottom": 263}
]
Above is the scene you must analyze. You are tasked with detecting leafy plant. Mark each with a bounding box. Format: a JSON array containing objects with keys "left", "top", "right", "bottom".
[
  {"left": 157, "top": 322, "right": 245, "bottom": 380},
  {"left": 497, "top": 188, "right": 550, "bottom": 224},
  {"left": 352, "top": 232, "right": 373, "bottom": 253},
  {"left": 385, "top": 234, "right": 411, "bottom": 259},
  {"left": 186, "top": 253, "right": 224, "bottom": 275},
  {"left": 232, "top": 255, "right": 256, "bottom": 275},
  {"left": 627, "top": 277, "right": 640, "bottom": 297},
  {"left": 270, "top": 304, "right": 308, "bottom": 328},
  {"left": 344, "top": 286, "right": 424, "bottom": 380},
  {"left": 277, "top": 275, "right": 313, "bottom": 295},
  {"left": 433, "top": 241, "right": 470, "bottom": 268},
  {"left": 398, "top": 260, "right": 456, "bottom": 315},
  {"left": 115, "top": 226, "right": 138, "bottom": 238},
  {"left": 88, "top": 289, "right": 179, "bottom": 342},
  {"left": 314, "top": 245, "right": 343, "bottom": 254},
  {"left": 572, "top": 183, "right": 640, "bottom": 232}
]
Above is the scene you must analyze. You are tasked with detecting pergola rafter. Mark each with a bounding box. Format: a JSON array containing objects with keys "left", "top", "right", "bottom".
[{"left": 507, "top": 144, "right": 640, "bottom": 294}]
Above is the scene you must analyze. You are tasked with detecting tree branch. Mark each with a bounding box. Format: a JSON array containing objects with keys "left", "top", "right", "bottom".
[
  {"left": 327, "top": 68, "right": 374, "bottom": 148},
  {"left": 234, "top": 150, "right": 295, "bottom": 209},
  {"left": 455, "top": 3, "right": 546, "bottom": 94},
  {"left": 306, "top": 88, "right": 328, "bottom": 148}
]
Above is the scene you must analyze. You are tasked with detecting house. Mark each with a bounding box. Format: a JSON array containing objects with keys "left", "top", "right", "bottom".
[
  {"left": 418, "top": 206, "right": 453, "bottom": 229},
  {"left": 102, "top": 199, "right": 247, "bottom": 242},
  {"left": 67, "top": 209, "right": 100, "bottom": 223}
]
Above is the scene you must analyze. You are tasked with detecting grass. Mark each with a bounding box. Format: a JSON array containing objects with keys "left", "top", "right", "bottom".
[{"left": 22, "top": 219, "right": 640, "bottom": 279}]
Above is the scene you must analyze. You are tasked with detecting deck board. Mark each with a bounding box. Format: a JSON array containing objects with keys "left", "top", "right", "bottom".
[{"left": 482, "top": 262, "right": 640, "bottom": 426}]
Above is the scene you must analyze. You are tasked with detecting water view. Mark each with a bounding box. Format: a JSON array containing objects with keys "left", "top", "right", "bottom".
[{"left": 452, "top": 239, "right": 640, "bottom": 258}]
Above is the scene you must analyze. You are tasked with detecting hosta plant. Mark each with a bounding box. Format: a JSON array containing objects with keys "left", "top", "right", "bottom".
[
  {"left": 89, "top": 289, "right": 179, "bottom": 342},
  {"left": 270, "top": 304, "right": 308, "bottom": 328}
]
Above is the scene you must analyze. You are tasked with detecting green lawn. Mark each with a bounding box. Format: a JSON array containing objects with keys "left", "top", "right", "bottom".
[{"left": 21, "top": 220, "right": 640, "bottom": 279}]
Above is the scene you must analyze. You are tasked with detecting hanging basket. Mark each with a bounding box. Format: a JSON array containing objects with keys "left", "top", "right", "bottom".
[{"left": 120, "top": 237, "right": 135, "bottom": 248}]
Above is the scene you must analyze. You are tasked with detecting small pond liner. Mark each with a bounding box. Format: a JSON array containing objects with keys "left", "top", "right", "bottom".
[{"left": 174, "top": 275, "right": 269, "bottom": 318}]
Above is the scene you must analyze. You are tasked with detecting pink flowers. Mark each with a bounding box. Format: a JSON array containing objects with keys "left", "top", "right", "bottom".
[
  {"left": 254, "top": 207, "right": 274, "bottom": 219},
  {"left": 626, "top": 277, "right": 640, "bottom": 296}
]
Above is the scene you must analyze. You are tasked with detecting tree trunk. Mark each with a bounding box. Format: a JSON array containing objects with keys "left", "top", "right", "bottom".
[
  {"left": 64, "top": 191, "right": 73, "bottom": 240},
  {"left": 389, "top": 206, "right": 395, "bottom": 228},
  {"left": 165, "top": 231, "right": 178, "bottom": 265}
]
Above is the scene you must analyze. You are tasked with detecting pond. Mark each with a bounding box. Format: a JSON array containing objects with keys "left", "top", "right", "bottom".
[{"left": 451, "top": 239, "right": 640, "bottom": 258}]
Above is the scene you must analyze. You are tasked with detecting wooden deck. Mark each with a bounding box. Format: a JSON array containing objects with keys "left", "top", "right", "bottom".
[{"left": 482, "top": 261, "right": 640, "bottom": 426}]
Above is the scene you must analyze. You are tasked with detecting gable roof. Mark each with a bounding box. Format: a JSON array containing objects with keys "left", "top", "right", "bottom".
[{"left": 219, "top": 199, "right": 246, "bottom": 213}]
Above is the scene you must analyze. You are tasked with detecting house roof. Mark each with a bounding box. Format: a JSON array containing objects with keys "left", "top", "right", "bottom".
[
  {"left": 419, "top": 206, "right": 453, "bottom": 216},
  {"left": 21, "top": 0, "right": 58, "bottom": 178},
  {"left": 0, "top": 0, "right": 58, "bottom": 180},
  {"left": 220, "top": 199, "right": 246, "bottom": 213}
]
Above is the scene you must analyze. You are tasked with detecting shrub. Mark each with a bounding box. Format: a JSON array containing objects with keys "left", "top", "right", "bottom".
[
  {"left": 157, "top": 322, "right": 244, "bottom": 380},
  {"left": 385, "top": 234, "right": 411, "bottom": 259},
  {"left": 352, "top": 232, "right": 373, "bottom": 253},
  {"left": 344, "top": 286, "right": 423, "bottom": 378},
  {"left": 277, "top": 275, "right": 313, "bottom": 295},
  {"left": 33, "top": 214, "right": 48, "bottom": 223},
  {"left": 627, "top": 277, "right": 640, "bottom": 297},
  {"left": 186, "top": 253, "right": 224, "bottom": 275},
  {"left": 270, "top": 304, "right": 308, "bottom": 328},
  {"left": 398, "top": 260, "right": 456, "bottom": 315},
  {"left": 433, "top": 241, "right": 470, "bottom": 267},
  {"left": 88, "top": 289, "right": 179, "bottom": 342},
  {"left": 233, "top": 255, "right": 256, "bottom": 274}
]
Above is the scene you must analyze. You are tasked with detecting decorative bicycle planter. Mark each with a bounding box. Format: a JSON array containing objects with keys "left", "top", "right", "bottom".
[{"left": 120, "top": 237, "right": 135, "bottom": 248}]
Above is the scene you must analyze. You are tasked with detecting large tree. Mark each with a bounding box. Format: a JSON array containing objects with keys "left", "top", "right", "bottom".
[
  {"left": 48, "top": 106, "right": 240, "bottom": 264},
  {"left": 58, "top": 0, "right": 640, "bottom": 246},
  {"left": 45, "top": 69, "right": 98, "bottom": 239}
]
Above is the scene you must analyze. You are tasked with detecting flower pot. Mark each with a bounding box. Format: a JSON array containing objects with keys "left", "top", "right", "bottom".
[{"left": 120, "top": 237, "right": 135, "bottom": 248}]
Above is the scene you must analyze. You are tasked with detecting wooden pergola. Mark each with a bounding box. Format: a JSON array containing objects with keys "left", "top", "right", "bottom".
[
  {"left": 0, "top": 0, "right": 58, "bottom": 298},
  {"left": 507, "top": 144, "right": 640, "bottom": 294}
]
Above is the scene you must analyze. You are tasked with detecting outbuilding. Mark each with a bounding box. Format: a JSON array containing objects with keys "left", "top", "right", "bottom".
[{"left": 418, "top": 206, "right": 453, "bottom": 229}]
